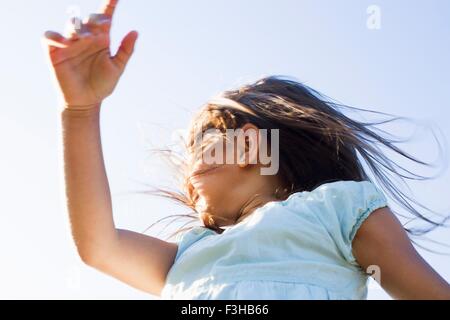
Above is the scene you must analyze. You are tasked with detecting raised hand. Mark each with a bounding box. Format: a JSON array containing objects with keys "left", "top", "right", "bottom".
[{"left": 44, "top": 0, "right": 138, "bottom": 108}]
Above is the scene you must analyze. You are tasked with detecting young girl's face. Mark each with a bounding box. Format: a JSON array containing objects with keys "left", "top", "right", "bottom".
[
  {"left": 189, "top": 135, "right": 247, "bottom": 226},
  {"left": 190, "top": 165, "right": 244, "bottom": 226},
  {"left": 188, "top": 124, "right": 281, "bottom": 227}
]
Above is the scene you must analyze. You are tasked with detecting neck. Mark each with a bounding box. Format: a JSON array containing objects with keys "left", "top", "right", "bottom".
[{"left": 235, "top": 188, "right": 281, "bottom": 224}]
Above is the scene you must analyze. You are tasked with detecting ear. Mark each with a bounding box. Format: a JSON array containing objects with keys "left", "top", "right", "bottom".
[{"left": 237, "top": 123, "right": 259, "bottom": 168}]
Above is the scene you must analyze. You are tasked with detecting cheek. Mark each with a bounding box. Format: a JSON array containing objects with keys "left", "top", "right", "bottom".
[
  {"left": 192, "top": 174, "right": 219, "bottom": 198},
  {"left": 191, "top": 165, "right": 239, "bottom": 203}
]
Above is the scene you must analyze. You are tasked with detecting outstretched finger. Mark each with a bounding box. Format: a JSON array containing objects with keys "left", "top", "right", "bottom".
[
  {"left": 99, "top": 0, "right": 119, "bottom": 19},
  {"left": 44, "top": 31, "right": 69, "bottom": 49},
  {"left": 85, "top": 13, "right": 112, "bottom": 34},
  {"left": 112, "top": 30, "right": 138, "bottom": 69}
]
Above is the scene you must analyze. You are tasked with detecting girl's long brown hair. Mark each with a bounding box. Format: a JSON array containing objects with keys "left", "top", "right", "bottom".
[{"left": 141, "top": 75, "right": 449, "bottom": 249}]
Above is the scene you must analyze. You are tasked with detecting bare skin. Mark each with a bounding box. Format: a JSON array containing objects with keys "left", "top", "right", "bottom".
[
  {"left": 45, "top": 0, "right": 450, "bottom": 299},
  {"left": 353, "top": 207, "right": 450, "bottom": 299}
]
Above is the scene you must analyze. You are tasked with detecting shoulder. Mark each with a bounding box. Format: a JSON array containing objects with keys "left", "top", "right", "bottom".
[
  {"left": 283, "top": 180, "right": 387, "bottom": 211},
  {"left": 174, "top": 226, "right": 217, "bottom": 261},
  {"left": 283, "top": 180, "right": 389, "bottom": 265},
  {"left": 175, "top": 226, "right": 216, "bottom": 243},
  {"left": 308, "top": 180, "right": 387, "bottom": 210},
  {"left": 310, "top": 180, "right": 388, "bottom": 226},
  {"left": 314, "top": 180, "right": 382, "bottom": 196}
]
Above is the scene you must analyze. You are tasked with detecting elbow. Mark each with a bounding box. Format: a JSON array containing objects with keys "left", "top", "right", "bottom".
[
  {"left": 77, "top": 247, "right": 96, "bottom": 266},
  {"left": 73, "top": 232, "right": 117, "bottom": 267},
  {"left": 76, "top": 245, "right": 105, "bottom": 268}
]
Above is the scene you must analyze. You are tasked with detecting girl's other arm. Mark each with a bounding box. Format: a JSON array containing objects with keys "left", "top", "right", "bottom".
[{"left": 352, "top": 207, "right": 450, "bottom": 299}]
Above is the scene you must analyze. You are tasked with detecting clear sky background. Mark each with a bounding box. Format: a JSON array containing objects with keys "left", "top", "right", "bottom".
[{"left": 0, "top": 0, "right": 449, "bottom": 299}]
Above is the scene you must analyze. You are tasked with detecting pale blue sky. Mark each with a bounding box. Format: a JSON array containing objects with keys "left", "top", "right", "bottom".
[{"left": 0, "top": 0, "right": 449, "bottom": 299}]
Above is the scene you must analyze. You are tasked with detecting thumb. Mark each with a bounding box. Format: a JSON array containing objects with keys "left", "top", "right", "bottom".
[{"left": 113, "top": 30, "right": 138, "bottom": 69}]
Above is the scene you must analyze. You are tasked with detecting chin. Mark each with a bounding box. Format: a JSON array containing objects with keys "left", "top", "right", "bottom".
[{"left": 197, "top": 201, "right": 234, "bottom": 228}]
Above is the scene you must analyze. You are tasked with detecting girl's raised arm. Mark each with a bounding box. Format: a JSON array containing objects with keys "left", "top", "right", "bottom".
[{"left": 45, "top": 0, "right": 177, "bottom": 295}]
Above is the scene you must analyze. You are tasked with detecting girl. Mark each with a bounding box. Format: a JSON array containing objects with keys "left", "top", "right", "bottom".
[{"left": 44, "top": 0, "right": 450, "bottom": 299}]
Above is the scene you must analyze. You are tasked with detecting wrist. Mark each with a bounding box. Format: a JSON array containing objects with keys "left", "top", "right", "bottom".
[
  {"left": 64, "top": 101, "right": 102, "bottom": 111},
  {"left": 61, "top": 102, "right": 102, "bottom": 119}
]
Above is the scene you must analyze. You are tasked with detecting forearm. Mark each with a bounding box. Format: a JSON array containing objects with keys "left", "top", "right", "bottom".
[{"left": 61, "top": 104, "right": 118, "bottom": 262}]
